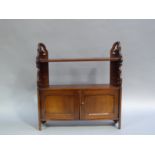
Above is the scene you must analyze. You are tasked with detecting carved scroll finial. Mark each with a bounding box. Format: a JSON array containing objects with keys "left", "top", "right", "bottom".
[
  {"left": 110, "top": 41, "right": 121, "bottom": 57},
  {"left": 37, "top": 43, "right": 48, "bottom": 58}
]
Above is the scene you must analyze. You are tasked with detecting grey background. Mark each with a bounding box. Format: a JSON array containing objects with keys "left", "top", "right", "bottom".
[{"left": 0, "top": 19, "right": 155, "bottom": 134}]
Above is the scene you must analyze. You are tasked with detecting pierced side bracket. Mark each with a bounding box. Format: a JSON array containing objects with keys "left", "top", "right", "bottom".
[
  {"left": 36, "top": 43, "right": 49, "bottom": 87},
  {"left": 110, "top": 41, "right": 123, "bottom": 86}
]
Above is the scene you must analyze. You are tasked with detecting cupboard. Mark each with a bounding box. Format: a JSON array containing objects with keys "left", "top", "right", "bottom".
[{"left": 36, "top": 42, "right": 122, "bottom": 130}]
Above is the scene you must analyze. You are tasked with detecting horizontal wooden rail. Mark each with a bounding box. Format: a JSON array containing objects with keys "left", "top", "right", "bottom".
[{"left": 39, "top": 57, "right": 121, "bottom": 62}]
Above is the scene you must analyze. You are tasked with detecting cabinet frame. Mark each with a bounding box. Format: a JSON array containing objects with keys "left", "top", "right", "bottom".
[{"left": 36, "top": 42, "right": 122, "bottom": 130}]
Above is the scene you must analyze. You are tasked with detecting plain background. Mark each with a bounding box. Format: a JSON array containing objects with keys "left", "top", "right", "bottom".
[{"left": 0, "top": 19, "right": 155, "bottom": 134}]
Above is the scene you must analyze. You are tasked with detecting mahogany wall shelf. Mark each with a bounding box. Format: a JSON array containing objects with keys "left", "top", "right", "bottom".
[{"left": 36, "top": 42, "right": 123, "bottom": 130}]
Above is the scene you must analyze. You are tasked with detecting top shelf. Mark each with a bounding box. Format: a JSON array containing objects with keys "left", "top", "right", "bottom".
[{"left": 39, "top": 57, "right": 121, "bottom": 62}]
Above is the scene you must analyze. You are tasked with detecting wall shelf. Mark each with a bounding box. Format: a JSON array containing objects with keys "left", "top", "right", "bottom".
[{"left": 36, "top": 42, "right": 123, "bottom": 130}]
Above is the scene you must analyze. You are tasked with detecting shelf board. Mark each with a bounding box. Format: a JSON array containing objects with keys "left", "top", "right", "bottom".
[
  {"left": 39, "top": 57, "right": 121, "bottom": 62},
  {"left": 39, "top": 84, "right": 119, "bottom": 90}
]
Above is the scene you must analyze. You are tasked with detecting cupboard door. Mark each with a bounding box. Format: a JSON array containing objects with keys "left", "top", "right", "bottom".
[
  {"left": 80, "top": 90, "right": 118, "bottom": 120},
  {"left": 42, "top": 90, "right": 80, "bottom": 120}
]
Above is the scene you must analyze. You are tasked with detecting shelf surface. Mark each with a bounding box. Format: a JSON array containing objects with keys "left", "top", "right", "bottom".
[
  {"left": 39, "top": 57, "right": 121, "bottom": 62},
  {"left": 38, "top": 84, "right": 119, "bottom": 90}
]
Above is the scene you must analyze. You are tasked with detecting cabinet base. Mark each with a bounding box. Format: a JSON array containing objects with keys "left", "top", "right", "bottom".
[{"left": 38, "top": 120, "right": 121, "bottom": 130}]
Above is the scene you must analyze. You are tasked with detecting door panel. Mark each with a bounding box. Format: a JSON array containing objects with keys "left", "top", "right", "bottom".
[
  {"left": 80, "top": 90, "right": 118, "bottom": 120},
  {"left": 43, "top": 90, "right": 80, "bottom": 120}
]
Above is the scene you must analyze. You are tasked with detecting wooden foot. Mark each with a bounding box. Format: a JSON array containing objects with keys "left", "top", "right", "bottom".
[
  {"left": 118, "top": 120, "right": 121, "bottom": 129},
  {"left": 42, "top": 120, "right": 46, "bottom": 124},
  {"left": 38, "top": 120, "right": 42, "bottom": 131},
  {"left": 113, "top": 120, "right": 118, "bottom": 124},
  {"left": 113, "top": 120, "right": 121, "bottom": 129}
]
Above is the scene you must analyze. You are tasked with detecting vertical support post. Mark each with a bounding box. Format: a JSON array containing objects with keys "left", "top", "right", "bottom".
[
  {"left": 110, "top": 42, "right": 122, "bottom": 129},
  {"left": 36, "top": 43, "right": 49, "bottom": 88},
  {"left": 36, "top": 43, "right": 49, "bottom": 130}
]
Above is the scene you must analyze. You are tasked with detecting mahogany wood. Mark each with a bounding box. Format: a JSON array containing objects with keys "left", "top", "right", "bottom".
[
  {"left": 80, "top": 90, "right": 118, "bottom": 120},
  {"left": 36, "top": 42, "right": 123, "bottom": 130},
  {"left": 39, "top": 57, "right": 121, "bottom": 62}
]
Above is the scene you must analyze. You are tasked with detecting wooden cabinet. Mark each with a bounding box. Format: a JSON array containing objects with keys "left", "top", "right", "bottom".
[{"left": 36, "top": 42, "right": 123, "bottom": 130}]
